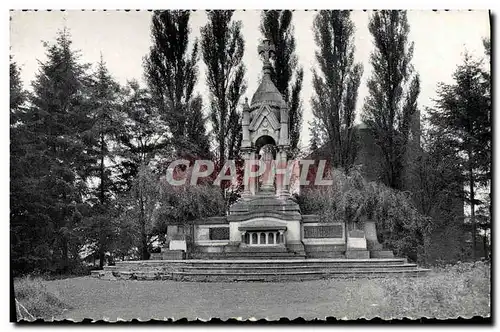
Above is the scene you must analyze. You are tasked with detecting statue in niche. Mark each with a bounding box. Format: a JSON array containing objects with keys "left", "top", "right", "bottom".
[{"left": 259, "top": 144, "right": 275, "bottom": 192}]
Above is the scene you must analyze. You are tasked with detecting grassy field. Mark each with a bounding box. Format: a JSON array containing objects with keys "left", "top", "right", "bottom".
[{"left": 14, "top": 261, "right": 490, "bottom": 321}]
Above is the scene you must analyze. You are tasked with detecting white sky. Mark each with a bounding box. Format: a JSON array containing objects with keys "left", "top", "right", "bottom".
[{"left": 10, "top": 10, "right": 490, "bottom": 147}]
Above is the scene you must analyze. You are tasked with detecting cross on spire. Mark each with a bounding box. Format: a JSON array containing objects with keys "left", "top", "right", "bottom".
[{"left": 258, "top": 39, "right": 275, "bottom": 65}]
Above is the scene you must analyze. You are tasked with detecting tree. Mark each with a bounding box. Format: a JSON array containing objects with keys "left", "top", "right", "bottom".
[
  {"left": 115, "top": 80, "right": 168, "bottom": 191},
  {"left": 200, "top": 10, "right": 247, "bottom": 169},
  {"left": 114, "top": 81, "right": 169, "bottom": 260},
  {"left": 308, "top": 118, "right": 323, "bottom": 154},
  {"left": 11, "top": 28, "right": 93, "bottom": 273},
  {"left": 144, "top": 10, "right": 210, "bottom": 159},
  {"left": 10, "top": 59, "right": 27, "bottom": 124},
  {"left": 311, "top": 10, "right": 363, "bottom": 171},
  {"left": 362, "top": 10, "right": 420, "bottom": 190},
  {"left": 260, "top": 10, "right": 304, "bottom": 155},
  {"left": 429, "top": 52, "right": 491, "bottom": 260},
  {"left": 83, "top": 56, "right": 122, "bottom": 268}
]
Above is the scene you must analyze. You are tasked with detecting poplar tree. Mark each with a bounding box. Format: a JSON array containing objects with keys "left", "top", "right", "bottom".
[
  {"left": 200, "top": 10, "right": 247, "bottom": 169},
  {"left": 311, "top": 10, "right": 363, "bottom": 170},
  {"left": 362, "top": 10, "right": 420, "bottom": 190},
  {"left": 144, "top": 10, "right": 210, "bottom": 159},
  {"left": 260, "top": 10, "right": 304, "bottom": 155}
]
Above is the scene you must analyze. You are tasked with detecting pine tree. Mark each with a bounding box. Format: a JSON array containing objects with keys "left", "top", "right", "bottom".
[
  {"left": 311, "top": 10, "right": 363, "bottom": 171},
  {"left": 362, "top": 10, "right": 420, "bottom": 190},
  {"left": 84, "top": 56, "right": 122, "bottom": 268},
  {"left": 10, "top": 59, "right": 38, "bottom": 274},
  {"left": 144, "top": 10, "right": 210, "bottom": 159},
  {"left": 260, "top": 10, "right": 304, "bottom": 156},
  {"left": 429, "top": 53, "right": 491, "bottom": 260},
  {"left": 13, "top": 28, "right": 92, "bottom": 273},
  {"left": 201, "top": 10, "right": 247, "bottom": 169}
]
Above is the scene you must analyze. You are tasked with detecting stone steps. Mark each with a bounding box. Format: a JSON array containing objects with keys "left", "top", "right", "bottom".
[
  {"left": 191, "top": 249, "right": 305, "bottom": 260},
  {"left": 172, "top": 269, "right": 430, "bottom": 282},
  {"left": 180, "top": 263, "right": 418, "bottom": 274},
  {"left": 92, "top": 258, "right": 430, "bottom": 282}
]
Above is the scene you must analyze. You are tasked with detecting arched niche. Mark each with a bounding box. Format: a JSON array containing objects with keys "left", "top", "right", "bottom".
[{"left": 254, "top": 135, "right": 276, "bottom": 153}]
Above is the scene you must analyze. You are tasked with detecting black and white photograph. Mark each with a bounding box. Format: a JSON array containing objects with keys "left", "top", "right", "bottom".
[{"left": 9, "top": 7, "right": 491, "bottom": 322}]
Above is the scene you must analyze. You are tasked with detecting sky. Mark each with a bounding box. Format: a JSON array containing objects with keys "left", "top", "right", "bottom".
[{"left": 9, "top": 10, "right": 490, "bottom": 147}]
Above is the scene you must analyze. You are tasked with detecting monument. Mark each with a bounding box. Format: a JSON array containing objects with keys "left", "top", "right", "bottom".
[
  {"left": 154, "top": 39, "right": 393, "bottom": 260},
  {"left": 92, "top": 39, "right": 429, "bottom": 281}
]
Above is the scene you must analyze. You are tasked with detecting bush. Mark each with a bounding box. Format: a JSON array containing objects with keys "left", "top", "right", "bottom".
[
  {"left": 14, "top": 276, "right": 71, "bottom": 321},
  {"left": 298, "top": 168, "right": 431, "bottom": 262}
]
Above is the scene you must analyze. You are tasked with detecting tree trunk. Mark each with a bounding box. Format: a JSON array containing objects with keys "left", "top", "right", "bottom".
[{"left": 139, "top": 194, "right": 149, "bottom": 260}]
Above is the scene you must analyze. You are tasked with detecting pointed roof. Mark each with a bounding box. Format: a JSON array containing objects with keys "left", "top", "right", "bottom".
[{"left": 250, "top": 39, "right": 287, "bottom": 109}]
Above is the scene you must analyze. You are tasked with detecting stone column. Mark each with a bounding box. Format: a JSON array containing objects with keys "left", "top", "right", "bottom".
[
  {"left": 276, "top": 147, "right": 290, "bottom": 198},
  {"left": 241, "top": 148, "right": 255, "bottom": 199}
]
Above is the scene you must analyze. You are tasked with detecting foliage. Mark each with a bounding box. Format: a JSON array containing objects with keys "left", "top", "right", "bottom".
[
  {"left": 311, "top": 10, "right": 363, "bottom": 170},
  {"left": 201, "top": 10, "right": 247, "bottom": 168},
  {"left": 260, "top": 10, "right": 304, "bottom": 156},
  {"left": 428, "top": 52, "right": 491, "bottom": 260},
  {"left": 11, "top": 28, "right": 93, "bottom": 275},
  {"left": 82, "top": 56, "right": 123, "bottom": 268},
  {"left": 144, "top": 10, "right": 211, "bottom": 159},
  {"left": 115, "top": 80, "right": 169, "bottom": 191},
  {"left": 298, "top": 168, "right": 431, "bottom": 262},
  {"left": 362, "top": 10, "right": 420, "bottom": 190}
]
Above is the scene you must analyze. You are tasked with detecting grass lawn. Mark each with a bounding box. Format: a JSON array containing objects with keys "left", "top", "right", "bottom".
[{"left": 14, "top": 262, "right": 490, "bottom": 321}]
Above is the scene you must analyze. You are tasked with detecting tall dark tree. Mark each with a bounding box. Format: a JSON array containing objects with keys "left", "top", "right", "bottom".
[
  {"left": 83, "top": 56, "right": 122, "bottom": 268},
  {"left": 201, "top": 10, "right": 246, "bottom": 169},
  {"left": 362, "top": 10, "right": 420, "bottom": 190},
  {"left": 144, "top": 10, "right": 210, "bottom": 159},
  {"left": 11, "top": 28, "right": 92, "bottom": 273},
  {"left": 311, "top": 10, "right": 363, "bottom": 171},
  {"left": 429, "top": 53, "right": 491, "bottom": 260},
  {"left": 260, "top": 10, "right": 304, "bottom": 155},
  {"left": 115, "top": 80, "right": 168, "bottom": 259}
]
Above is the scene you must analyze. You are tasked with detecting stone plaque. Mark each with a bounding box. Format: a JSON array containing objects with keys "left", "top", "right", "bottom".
[
  {"left": 304, "top": 225, "right": 343, "bottom": 238},
  {"left": 209, "top": 227, "right": 230, "bottom": 240}
]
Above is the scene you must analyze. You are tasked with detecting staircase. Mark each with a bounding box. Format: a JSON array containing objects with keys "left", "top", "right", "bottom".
[
  {"left": 190, "top": 246, "right": 305, "bottom": 260},
  {"left": 92, "top": 258, "right": 431, "bottom": 282}
]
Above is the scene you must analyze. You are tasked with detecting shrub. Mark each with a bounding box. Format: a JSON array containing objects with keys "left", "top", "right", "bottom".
[
  {"left": 14, "top": 276, "right": 71, "bottom": 321},
  {"left": 298, "top": 168, "right": 431, "bottom": 262}
]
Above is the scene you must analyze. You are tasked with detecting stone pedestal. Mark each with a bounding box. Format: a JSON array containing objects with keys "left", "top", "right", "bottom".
[
  {"left": 363, "top": 220, "right": 394, "bottom": 258},
  {"left": 345, "top": 229, "right": 370, "bottom": 259}
]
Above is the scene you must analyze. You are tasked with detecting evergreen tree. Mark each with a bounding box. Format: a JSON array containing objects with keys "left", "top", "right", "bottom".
[
  {"left": 84, "top": 56, "right": 122, "bottom": 268},
  {"left": 12, "top": 28, "right": 92, "bottom": 273},
  {"left": 362, "top": 10, "right": 420, "bottom": 190},
  {"left": 144, "top": 10, "right": 210, "bottom": 159},
  {"left": 429, "top": 53, "right": 491, "bottom": 260},
  {"left": 260, "top": 10, "right": 304, "bottom": 156},
  {"left": 200, "top": 10, "right": 247, "bottom": 169},
  {"left": 10, "top": 59, "right": 27, "bottom": 123},
  {"left": 311, "top": 10, "right": 363, "bottom": 171}
]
